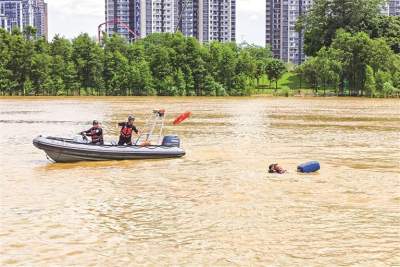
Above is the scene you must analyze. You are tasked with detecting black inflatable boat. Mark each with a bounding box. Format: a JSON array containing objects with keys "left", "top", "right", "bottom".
[{"left": 33, "top": 135, "right": 185, "bottom": 163}]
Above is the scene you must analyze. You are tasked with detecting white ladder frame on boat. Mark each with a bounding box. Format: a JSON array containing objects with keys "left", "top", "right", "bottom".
[{"left": 135, "top": 109, "right": 166, "bottom": 145}]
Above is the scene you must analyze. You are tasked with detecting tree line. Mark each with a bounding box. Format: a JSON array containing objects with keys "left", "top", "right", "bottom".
[
  {"left": 2, "top": 0, "right": 399, "bottom": 98},
  {"left": 0, "top": 27, "right": 286, "bottom": 96},
  {"left": 296, "top": 0, "right": 400, "bottom": 97}
]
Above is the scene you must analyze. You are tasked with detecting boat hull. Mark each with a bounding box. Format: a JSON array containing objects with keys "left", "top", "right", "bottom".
[{"left": 33, "top": 136, "right": 186, "bottom": 163}]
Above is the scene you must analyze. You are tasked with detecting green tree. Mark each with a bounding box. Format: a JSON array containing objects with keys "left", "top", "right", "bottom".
[
  {"left": 173, "top": 69, "right": 186, "bottom": 96},
  {"left": 392, "top": 71, "right": 400, "bottom": 89},
  {"left": 236, "top": 50, "right": 257, "bottom": 84},
  {"left": 265, "top": 59, "right": 287, "bottom": 90},
  {"left": 63, "top": 62, "right": 80, "bottom": 96},
  {"left": 298, "top": 57, "right": 319, "bottom": 90},
  {"left": 375, "top": 70, "right": 392, "bottom": 95},
  {"left": 364, "top": 65, "right": 376, "bottom": 97},
  {"left": 127, "top": 60, "right": 154, "bottom": 96},
  {"left": 49, "top": 36, "right": 75, "bottom": 95},
  {"left": 72, "top": 34, "right": 104, "bottom": 95},
  {"left": 183, "top": 37, "right": 207, "bottom": 95},
  {"left": 383, "top": 82, "right": 395, "bottom": 97},
  {"left": 105, "top": 51, "right": 130, "bottom": 95},
  {"left": 0, "top": 29, "right": 14, "bottom": 95},
  {"left": 0, "top": 63, "right": 16, "bottom": 95},
  {"left": 50, "top": 35, "right": 74, "bottom": 62},
  {"left": 219, "top": 44, "right": 238, "bottom": 94},
  {"left": 203, "top": 75, "right": 226, "bottom": 96},
  {"left": 23, "top": 26, "right": 37, "bottom": 40},
  {"left": 6, "top": 30, "right": 35, "bottom": 95},
  {"left": 30, "top": 53, "right": 52, "bottom": 95},
  {"left": 331, "top": 31, "right": 375, "bottom": 95},
  {"left": 241, "top": 44, "right": 272, "bottom": 85},
  {"left": 314, "top": 47, "right": 342, "bottom": 95},
  {"left": 298, "top": 0, "right": 385, "bottom": 56},
  {"left": 149, "top": 46, "right": 174, "bottom": 95},
  {"left": 368, "top": 15, "right": 400, "bottom": 53}
]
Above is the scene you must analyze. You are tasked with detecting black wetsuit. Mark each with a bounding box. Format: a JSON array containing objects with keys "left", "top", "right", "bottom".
[{"left": 118, "top": 122, "right": 139, "bottom": 145}]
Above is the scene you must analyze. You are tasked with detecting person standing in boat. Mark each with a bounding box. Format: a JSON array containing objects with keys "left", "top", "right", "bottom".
[
  {"left": 81, "top": 120, "right": 104, "bottom": 145},
  {"left": 118, "top": 115, "right": 139, "bottom": 146}
]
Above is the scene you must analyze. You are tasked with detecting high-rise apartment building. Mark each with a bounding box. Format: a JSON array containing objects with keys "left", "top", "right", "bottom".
[
  {"left": 22, "top": 0, "right": 33, "bottom": 27},
  {"left": 266, "top": 0, "right": 398, "bottom": 65},
  {"left": 266, "top": 0, "right": 313, "bottom": 65},
  {"left": 33, "top": 0, "right": 48, "bottom": 39},
  {"left": 0, "top": 12, "right": 8, "bottom": 29},
  {"left": 142, "top": 0, "right": 179, "bottom": 37},
  {"left": 382, "top": 1, "right": 400, "bottom": 16},
  {"left": 0, "top": 0, "right": 47, "bottom": 38},
  {"left": 0, "top": 0, "right": 23, "bottom": 32},
  {"left": 176, "top": 0, "right": 236, "bottom": 42},
  {"left": 200, "top": 0, "right": 236, "bottom": 42},
  {"left": 388, "top": 0, "right": 400, "bottom": 16},
  {"left": 178, "top": 0, "right": 236, "bottom": 42},
  {"left": 177, "top": 0, "right": 199, "bottom": 38},
  {"left": 105, "top": 0, "right": 141, "bottom": 41},
  {"left": 105, "top": 0, "right": 236, "bottom": 43},
  {"left": 381, "top": 2, "right": 390, "bottom": 15}
]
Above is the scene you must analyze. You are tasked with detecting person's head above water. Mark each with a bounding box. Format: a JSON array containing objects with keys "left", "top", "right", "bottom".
[
  {"left": 269, "top": 163, "right": 286, "bottom": 174},
  {"left": 269, "top": 164, "right": 277, "bottom": 173},
  {"left": 127, "top": 115, "right": 135, "bottom": 124}
]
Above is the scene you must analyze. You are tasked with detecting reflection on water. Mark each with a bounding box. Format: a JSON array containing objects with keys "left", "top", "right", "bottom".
[{"left": 0, "top": 97, "right": 399, "bottom": 266}]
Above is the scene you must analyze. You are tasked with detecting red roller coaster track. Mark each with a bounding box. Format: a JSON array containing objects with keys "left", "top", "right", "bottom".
[{"left": 98, "top": 19, "right": 139, "bottom": 43}]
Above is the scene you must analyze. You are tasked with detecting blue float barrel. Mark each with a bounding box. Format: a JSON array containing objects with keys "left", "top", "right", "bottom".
[{"left": 297, "top": 161, "right": 320, "bottom": 173}]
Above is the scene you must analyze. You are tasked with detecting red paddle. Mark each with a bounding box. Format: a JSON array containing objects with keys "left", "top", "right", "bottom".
[{"left": 173, "top": 112, "right": 192, "bottom": 125}]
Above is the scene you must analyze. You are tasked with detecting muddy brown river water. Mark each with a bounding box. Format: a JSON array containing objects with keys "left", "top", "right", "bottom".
[{"left": 0, "top": 97, "right": 399, "bottom": 266}]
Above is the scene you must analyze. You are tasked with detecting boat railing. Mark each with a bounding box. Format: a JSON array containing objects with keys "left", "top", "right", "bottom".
[{"left": 135, "top": 109, "right": 166, "bottom": 145}]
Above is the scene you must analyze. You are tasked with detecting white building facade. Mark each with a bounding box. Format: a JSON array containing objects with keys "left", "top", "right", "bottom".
[
  {"left": 142, "top": 0, "right": 179, "bottom": 36},
  {"left": 266, "top": 0, "right": 313, "bottom": 65},
  {"left": 0, "top": 0, "right": 23, "bottom": 32},
  {"left": 33, "top": 0, "right": 47, "bottom": 39},
  {"left": 200, "top": 0, "right": 236, "bottom": 42},
  {"left": 22, "top": 0, "right": 33, "bottom": 28},
  {"left": 105, "top": 0, "right": 141, "bottom": 41},
  {"left": 0, "top": 12, "right": 8, "bottom": 29},
  {"left": 105, "top": 0, "right": 236, "bottom": 43},
  {"left": 0, "top": 0, "right": 47, "bottom": 38},
  {"left": 389, "top": 0, "right": 400, "bottom": 16},
  {"left": 178, "top": 0, "right": 236, "bottom": 42}
]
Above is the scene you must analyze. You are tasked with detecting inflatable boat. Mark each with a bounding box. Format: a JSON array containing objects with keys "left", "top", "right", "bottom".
[{"left": 33, "top": 135, "right": 185, "bottom": 163}]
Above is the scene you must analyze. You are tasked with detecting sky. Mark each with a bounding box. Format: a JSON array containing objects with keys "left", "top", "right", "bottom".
[{"left": 47, "top": 0, "right": 265, "bottom": 45}]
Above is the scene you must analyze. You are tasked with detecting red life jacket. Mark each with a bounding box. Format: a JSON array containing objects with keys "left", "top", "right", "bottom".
[
  {"left": 91, "top": 127, "right": 103, "bottom": 143},
  {"left": 120, "top": 125, "right": 133, "bottom": 138}
]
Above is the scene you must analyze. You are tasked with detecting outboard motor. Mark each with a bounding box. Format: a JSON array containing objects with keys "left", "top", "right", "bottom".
[{"left": 162, "top": 136, "right": 181, "bottom": 148}]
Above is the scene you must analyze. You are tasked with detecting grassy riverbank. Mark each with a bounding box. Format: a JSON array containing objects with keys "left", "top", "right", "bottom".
[{"left": 253, "top": 72, "right": 400, "bottom": 98}]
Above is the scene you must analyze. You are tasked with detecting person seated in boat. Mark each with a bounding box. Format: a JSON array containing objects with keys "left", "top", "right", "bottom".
[
  {"left": 81, "top": 120, "right": 104, "bottom": 145},
  {"left": 268, "top": 163, "right": 287, "bottom": 174},
  {"left": 118, "top": 115, "right": 139, "bottom": 146}
]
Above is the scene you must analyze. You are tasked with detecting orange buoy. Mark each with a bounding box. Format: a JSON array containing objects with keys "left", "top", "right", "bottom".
[{"left": 173, "top": 112, "right": 192, "bottom": 125}]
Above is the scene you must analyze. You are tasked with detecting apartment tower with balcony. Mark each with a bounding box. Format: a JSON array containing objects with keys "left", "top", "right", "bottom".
[
  {"left": 105, "top": 0, "right": 236, "bottom": 42},
  {"left": 0, "top": 0, "right": 47, "bottom": 38},
  {"left": 388, "top": 0, "right": 400, "bottom": 16},
  {"left": 141, "top": 0, "right": 179, "bottom": 37},
  {"left": 266, "top": 0, "right": 313, "bottom": 65},
  {"left": 179, "top": 0, "right": 236, "bottom": 42},
  {"left": 105, "top": 0, "right": 141, "bottom": 40},
  {"left": 0, "top": 0, "right": 23, "bottom": 32}
]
